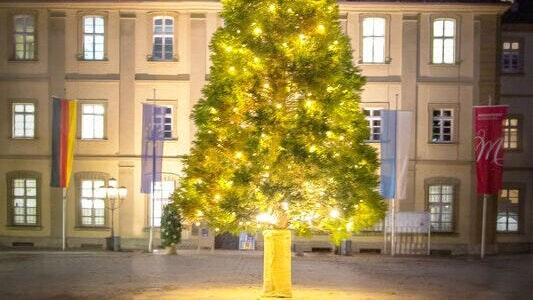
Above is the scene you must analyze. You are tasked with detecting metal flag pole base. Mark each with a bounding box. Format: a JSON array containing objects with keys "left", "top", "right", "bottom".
[
  {"left": 62, "top": 187, "right": 67, "bottom": 251},
  {"left": 391, "top": 198, "right": 396, "bottom": 256},
  {"left": 481, "top": 194, "right": 488, "bottom": 259}
]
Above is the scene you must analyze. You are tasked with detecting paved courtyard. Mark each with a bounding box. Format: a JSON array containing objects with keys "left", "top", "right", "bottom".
[{"left": 0, "top": 250, "right": 532, "bottom": 300}]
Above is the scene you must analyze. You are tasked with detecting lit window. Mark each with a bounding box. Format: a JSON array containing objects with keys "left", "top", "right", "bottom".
[
  {"left": 11, "top": 178, "right": 38, "bottom": 225},
  {"left": 81, "top": 104, "right": 105, "bottom": 139},
  {"left": 152, "top": 16, "right": 174, "bottom": 60},
  {"left": 497, "top": 188, "right": 520, "bottom": 232},
  {"left": 502, "top": 41, "right": 522, "bottom": 74},
  {"left": 13, "top": 14, "right": 35, "bottom": 60},
  {"left": 428, "top": 184, "right": 454, "bottom": 232},
  {"left": 363, "top": 108, "right": 381, "bottom": 142},
  {"left": 80, "top": 179, "right": 106, "bottom": 226},
  {"left": 362, "top": 17, "right": 385, "bottom": 63},
  {"left": 12, "top": 103, "right": 35, "bottom": 138},
  {"left": 432, "top": 19, "right": 455, "bottom": 64},
  {"left": 431, "top": 109, "right": 453, "bottom": 143},
  {"left": 150, "top": 181, "right": 175, "bottom": 227},
  {"left": 83, "top": 16, "right": 105, "bottom": 60},
  {"left": 503, "top": 116, "right": 520, "bottom": 150}
]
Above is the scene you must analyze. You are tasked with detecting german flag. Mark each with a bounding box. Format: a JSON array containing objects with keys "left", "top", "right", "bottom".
[{"left": 51, "top": 97, "right": 77, "bottom": 188}]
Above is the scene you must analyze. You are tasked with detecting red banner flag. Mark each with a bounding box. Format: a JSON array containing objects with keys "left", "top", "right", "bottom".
[{"left": 473, "top": 106, "right": 508, "bottom": 195}]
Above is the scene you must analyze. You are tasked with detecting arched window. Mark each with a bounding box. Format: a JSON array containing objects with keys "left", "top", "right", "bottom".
[{"left": 6, "top": 171, "right": 41, "bottom": 226}]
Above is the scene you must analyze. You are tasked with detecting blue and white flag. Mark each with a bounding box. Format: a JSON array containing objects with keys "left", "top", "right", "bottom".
[
  {"left": 380, "top": 110, "right": 412, "bottom": 200},
  {"left": 141, "top": 104, "right": 166, "bottom": 194}
]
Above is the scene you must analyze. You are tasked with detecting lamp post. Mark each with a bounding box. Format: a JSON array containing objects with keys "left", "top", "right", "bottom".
[{"left": 99, "top": 178, "right": 127, "bottom": 251}]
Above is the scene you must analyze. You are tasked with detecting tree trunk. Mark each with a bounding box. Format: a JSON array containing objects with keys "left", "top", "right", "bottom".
[{"left": 262, "top": 229, "right": 292, "bottom": 298}]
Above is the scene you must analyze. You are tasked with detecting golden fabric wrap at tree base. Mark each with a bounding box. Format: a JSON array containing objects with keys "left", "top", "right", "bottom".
[{"left": 262, "top": 229, "right": 292, "bottom": 298}]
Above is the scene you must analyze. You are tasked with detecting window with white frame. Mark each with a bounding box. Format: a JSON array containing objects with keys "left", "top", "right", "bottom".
[
  {"left": 431, "top": 109, "right": 453, "bottom": 143},
  {"left": 428, "top": 184, "right": 454, "bottom": 232},
  {"left": 432, "top": 18, "right": 455, "bottom": 64},
  {"left": 363, "top": 108, "right": 381, "bottom": 142},
  {"left": 152, "top": 16, "right": 174, "bottom": 60},
  {"left": 12, "top": 103, "right": 35, "bottom": 138},
  {"left": 13, "top": 14, "right": 35, "bottom": 60},
  {"left": 81, "top": 103, "right": 105, "bottom": 139},
  {"left": 497, "top": 187, "right": 520, "bottom": 233},
  {"left": 150, "top": 181, "right": 175, "bottom": 227},
  {"left": 83, "top": 15, "right": 105, "bottom": 60},
  {"left": 503, "top": 116, "right": 521, "bottom": 150},
  {"left": 502, "top": 41, "right": 522, "bottom": 74},
  {"left": 11, "top": 177, "right": 38, "bottom": 225},
  {"left": 80, "top": 179, "right": 106, "bottom": 226},
  {"left": 362, "top": 17, "right": 385, "bottom": 63}
]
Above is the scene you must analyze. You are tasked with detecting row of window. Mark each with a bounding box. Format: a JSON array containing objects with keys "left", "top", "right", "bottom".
[
  {"left": 11, "top": 102, "right": 522, "bottom": 151},
  {"left": 6, "top": 171, "right": 175, "bottom": 228},
  {"left": 11, "top": 102, "right": 174, "bottom": 140},
  {"left": 12, "top": 14, "right": 174, "bottom": 61},
  {"left": 11, "top": 13, "right": 527, "bottom": 73},
  {"left": 6, "top": 172, "right": 525, "bottom": 234},
  {"left": 363, "top": 107, "right": 523, "bottom": 150}
]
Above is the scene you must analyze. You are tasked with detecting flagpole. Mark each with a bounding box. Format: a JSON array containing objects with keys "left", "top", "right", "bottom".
[
  {"left": 480, "top": 96, "right": 492, "bottom": 260},
  {"left": 390, "top": 101, "right": 398, "bottom": 257},
  {"left": 62, "top": 187, "right": 66, "bottom": 251},
  {"left": 148, "top": 89, "right": 157, "bottom": 253},
  {"left": 391, "top": 197, "right": 396, "bottom": 256},
  {"left": 481, "top": 194, "right": 488, "bottom": 259}
]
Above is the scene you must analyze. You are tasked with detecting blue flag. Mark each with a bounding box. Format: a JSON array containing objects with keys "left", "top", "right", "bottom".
[
  {"left": 380, "top": 110, "right": 412, "bottom": 200},
  {"left": 141, "top": 104, "right": 166, "bottom": 194}
]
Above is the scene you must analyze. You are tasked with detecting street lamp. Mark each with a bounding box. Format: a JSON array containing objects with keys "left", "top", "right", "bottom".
[{"left": 99, "top": 178, "right": 127, "bottom": 251}]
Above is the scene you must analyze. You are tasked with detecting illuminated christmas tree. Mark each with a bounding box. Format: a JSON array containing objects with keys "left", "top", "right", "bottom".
[{"left": 174, "top": 0, "right": 385, "bottom": 296}]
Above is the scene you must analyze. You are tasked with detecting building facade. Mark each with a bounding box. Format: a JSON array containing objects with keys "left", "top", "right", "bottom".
[
  {"left": 497, "top": 0, "right": 533, "bottom": 253},
  {"left": 1, "top": 0, "right": 524, "bottom": 254}
]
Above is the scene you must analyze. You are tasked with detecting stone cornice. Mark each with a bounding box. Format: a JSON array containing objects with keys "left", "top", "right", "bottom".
[{"left": 0, "top": 1, "right": 509, "bottom": 14}]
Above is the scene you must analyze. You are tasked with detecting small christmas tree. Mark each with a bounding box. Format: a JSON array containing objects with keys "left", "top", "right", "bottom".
[
  {"left": 173, "top": 0, "right": 386, "bottom": 296},
  {"left": 160, "top": 203, "right": 182, "bottom": 254}
]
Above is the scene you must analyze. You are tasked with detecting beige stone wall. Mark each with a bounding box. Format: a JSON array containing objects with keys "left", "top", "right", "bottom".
[{"left": 0, "top": 1, "right": 513, "bottom": 253}]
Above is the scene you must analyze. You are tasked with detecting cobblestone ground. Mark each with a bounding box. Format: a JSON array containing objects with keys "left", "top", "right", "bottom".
[{"left": 0, "top": 250, "right": 532, "bottom": 300}]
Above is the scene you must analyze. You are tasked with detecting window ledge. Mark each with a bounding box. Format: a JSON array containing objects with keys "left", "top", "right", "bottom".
[
  {"left": 501, "top": 72, "right": 525, "bottom": 77},
  {"left": 79, "top": 138, "right": 109, "bottom": 142},
  {"left": 7, "top": 59, "right": 39, "bottom": 63},
  {"left": 146, "top": 55, "right": 179, "bottom": 62},
  {"left": 428, "top": 62, "right": 461, "bottom": 66},
  {"left": 7, "top": 225, "right": 42, "bottom": 231},
  {"left": 164, "top": 138, "right": 179, "bottom": 142},
  {"left": 75, "top": 226, "right": 110, "bottom": 231},
  {"left": 358, "top": 61, "right": 392, "bottom": 66},
  {"left": 428, "top": 142, "right": 458, "bottom": 145},
  {"left": 365, "top": 140, "right": 380, "bottom": 144},
  {"left": 77, "top": 57, "right": 110, "bottom": 62},
  {"left": 504, "top": 149, "right": 522, "bottom": 153},
  {"left": 496, "top": 232, "right": 523, "bottom": 235},
  {"left": 10, "top": 137, "right": 38, "bottom": 141}
]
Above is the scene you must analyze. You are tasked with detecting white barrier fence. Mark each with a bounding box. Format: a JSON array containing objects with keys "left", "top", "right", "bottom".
[{"left": 383, "top": 212, "right": 431, "bottom": 255}]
